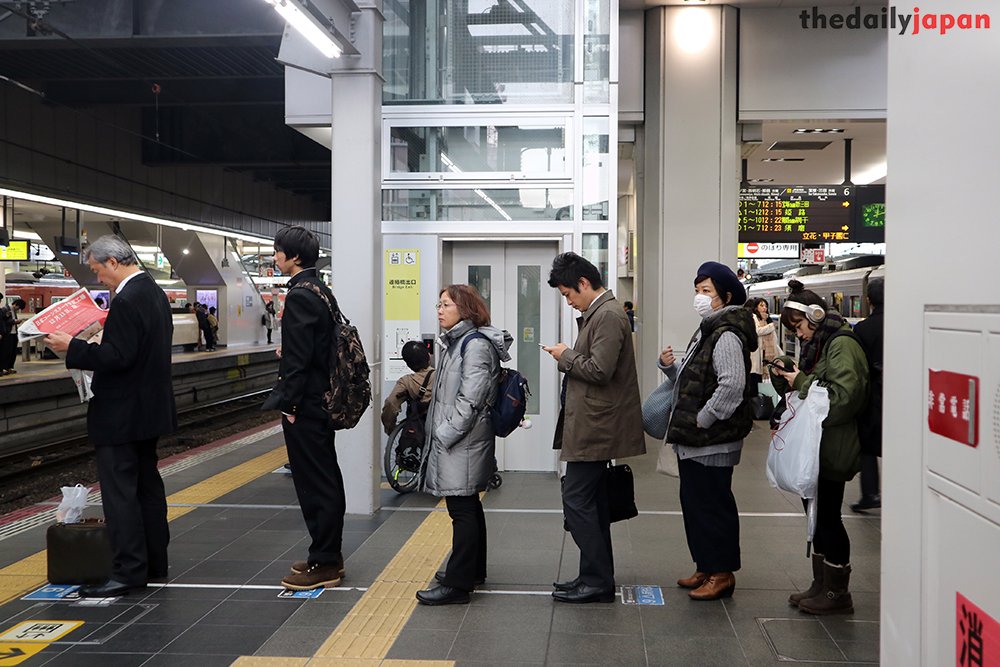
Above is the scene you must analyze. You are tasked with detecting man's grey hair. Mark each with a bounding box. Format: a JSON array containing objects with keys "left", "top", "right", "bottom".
[{"left": 83, "top": 235, "right": 138, "bottom": 266}]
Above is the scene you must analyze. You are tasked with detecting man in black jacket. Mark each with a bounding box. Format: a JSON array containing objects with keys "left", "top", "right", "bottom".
[
  {"left": 46, "top": 235, "right": 177, "bottom": 597},
  {"left": 850, "top": 277, "right": 884, "bottom": 512},
  {"left": 267, "top": 225, "right": 346, "bottom": 590}
]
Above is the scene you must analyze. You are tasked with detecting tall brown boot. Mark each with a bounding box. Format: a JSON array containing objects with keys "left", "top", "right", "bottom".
[
  {"left": 788, "top": 553, "right": 824, "bottom": 607},
  {"left": 798, "top": 561, "right": 854, "bottom": 615}
]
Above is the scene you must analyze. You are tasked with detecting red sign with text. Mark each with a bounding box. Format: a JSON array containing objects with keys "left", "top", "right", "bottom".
[
  {"left": 957, "top": 592, "right": 1000, "bottom": 667},
  {"left": 928, "top": 370, "right": 979, "bottom": 447}
]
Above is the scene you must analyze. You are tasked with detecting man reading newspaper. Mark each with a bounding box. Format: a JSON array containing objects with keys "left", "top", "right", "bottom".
[{"left": 44, "top": 235, "right": 177, "bottom": 598}]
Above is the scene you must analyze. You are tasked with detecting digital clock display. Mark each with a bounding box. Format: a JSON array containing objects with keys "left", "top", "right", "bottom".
[{"left": 739, "top": 185, "right": 853, "bottom": 242}]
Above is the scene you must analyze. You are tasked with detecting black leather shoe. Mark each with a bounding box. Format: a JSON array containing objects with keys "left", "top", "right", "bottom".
[
  {"left": 435, "top": 572, "right": 485, "bottom": 587},
  {"left": 552, "top": 583, "right": 615, "bottom": 604},
  {"left": 850, "top": 495, "right": 881, "bottom": 513},
  {"left": 79, "top": 579, "right": 144, "bottom": 598},
  {"left": 553, "top": 577, "right": 581, "bottom": 592},
  {"left": 416, "top": 585, "right": 470, "bottom": 606}
]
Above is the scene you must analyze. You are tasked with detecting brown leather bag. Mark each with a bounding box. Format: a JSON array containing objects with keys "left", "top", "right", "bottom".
[{"left": 46, "top": 519, "right": 112, "bottom": 585}]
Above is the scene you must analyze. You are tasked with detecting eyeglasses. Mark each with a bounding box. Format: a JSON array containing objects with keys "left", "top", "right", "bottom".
[{"left": 436, "top": 302, "right": 455, "bottom": 310}]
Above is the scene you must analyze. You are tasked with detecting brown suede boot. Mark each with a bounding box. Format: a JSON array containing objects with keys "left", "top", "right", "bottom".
[
  {"left": 798, "top": 562, "right": 854, "bottom": 615},
  {"left": 788, "top": 553, "right": 825, "bottom": 607}
]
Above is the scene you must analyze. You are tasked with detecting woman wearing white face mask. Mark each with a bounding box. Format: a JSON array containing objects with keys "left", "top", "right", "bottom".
[{"left": 657, "top": 261, "right": 758, "bottom": 601}]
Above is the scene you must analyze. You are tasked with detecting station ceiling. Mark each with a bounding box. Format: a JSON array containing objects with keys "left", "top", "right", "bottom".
[{"left": 0, "top": 2, "right": 331, "bottom": 207}]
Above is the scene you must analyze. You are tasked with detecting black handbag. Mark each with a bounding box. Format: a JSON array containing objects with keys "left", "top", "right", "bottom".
[
  {"left": 606, "top": 464, "right": 639, "bottom": 523},
  {"left": 46, "top": 519, "right": 112, "bottom": 585},
  {"left": 751, "top": 394, "right": 774, "bottom": 421}
]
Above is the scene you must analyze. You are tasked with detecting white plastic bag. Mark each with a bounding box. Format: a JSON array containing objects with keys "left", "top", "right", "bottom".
[
  {"left": 766, "top": 385, "right": 829, "bottom": 499},
  {"left": 56, "top": 484, "right": 90, "bottom": 524}
]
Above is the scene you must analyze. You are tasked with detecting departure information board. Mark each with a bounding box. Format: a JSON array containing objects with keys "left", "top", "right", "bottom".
[{"left": 739, "top": 185, "right": 853, "bottom": 242}]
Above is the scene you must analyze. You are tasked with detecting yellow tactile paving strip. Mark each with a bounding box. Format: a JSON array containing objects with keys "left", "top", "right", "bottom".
[{"left": 0, "top": 446, "right": 288, "bottom": 606}]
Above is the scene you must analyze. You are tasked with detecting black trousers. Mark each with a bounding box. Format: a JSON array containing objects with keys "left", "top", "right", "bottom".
[
  {"left": 0, "top": 334, "right": 17, "bottom": 370},
  {"left": 283, "top": 415, "right": 345, "bottom": 564},
  {"left": 678, "top": 457, "right": 741, "bottom": 573},
  {"left": 266, "top": 328, "right": 273, "bottom": 344},
  {"left": 442, "top": 494, "right": 487, "bottom": 592},
  {"left": 858, "top": 454, "right": 880, "bottom": 499},
  {"left": 94, "top": 438, "right": 169, "bottom": 585},
  {"left": 807, "top": 477, "right": 850, "bottom": 565},
  {"left": 563, "top": 460, "right": 614, "bottom": 589}
]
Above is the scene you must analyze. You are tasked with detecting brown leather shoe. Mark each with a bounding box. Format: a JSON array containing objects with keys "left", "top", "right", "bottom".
[
  {"left": 291, "top": 560, "right": 345, "bottom": 578},
  {"left": 281, "top": 563, "right": 343, "bottom": 590},
  {"left": 689, "top": 572, "right": 735, "bottom": 601},
  {"left": 677, "top": 571, "right": 708, "bottom": 589}
]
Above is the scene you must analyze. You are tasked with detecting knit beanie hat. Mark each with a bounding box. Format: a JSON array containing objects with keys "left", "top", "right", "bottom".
[{"left": 696, "top": 261, "right": 747, "bottom": 306}]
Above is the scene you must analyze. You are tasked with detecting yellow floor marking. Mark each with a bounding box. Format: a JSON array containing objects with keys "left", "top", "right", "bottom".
[
  {"left": 231, "top": 659, "right": 453, "bottom": 667},
  {"left": 0, "top": 642, "right": 46, "bottom": 664},
  {"left": 0, "top": 620, "right": 83, "bottom": 642},
  {"left": 0, "top": 445, "right": 288, "bottom": 606}
]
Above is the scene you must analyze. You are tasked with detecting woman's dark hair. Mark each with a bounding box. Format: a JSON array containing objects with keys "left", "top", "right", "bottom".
[
  {"left": 401, "top": 340, "right": 431, "bottom": 372},
  {"left": 12, "top": 298, "right": 26, "bottom": 309},
  {"left": 266, "top": 301, "right": 275, "bottom": 313},
  {"left": 274, "top": 225, "right": 319, "bottom": 267},
  {"left": 441, "top": 285, "right": 491, "bottom": 327},
  {"left": 744, "top": 297, "right": 768, "bottom": 321},
  {"left": 780, "top": 279, "right": 829, "bottom": 329},
  {"left": 547, "top": 252, "right": 603, "bottom": 291}
]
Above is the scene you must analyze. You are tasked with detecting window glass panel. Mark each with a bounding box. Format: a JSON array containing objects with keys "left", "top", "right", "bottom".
[
  {"left": 383, "top": 189, "right": 572, "bottom": 222},
  {"left": 582, "top": 118, "right": 610, "bottom": 220},
  {"left": 384, "top": 0, "right": 574, "bottom": 105},
  {"left": 583, "top": 0, "right": 611, "bottom": 104},
  {"left": 517, "top": 265, "right": 541, "bottom": 415},
  {"left": 581, "top": 233, "right": 609, "bottom": 288},
  {"left": 390, "top": 124, "right": 567, "bottom": 177},
  {"left": 468, "top": 265, "right": 492, "bottom": 311}
]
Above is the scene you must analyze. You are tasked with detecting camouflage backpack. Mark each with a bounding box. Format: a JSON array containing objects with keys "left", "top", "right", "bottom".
[{"left": 290, "top": 281, "right": 372, "bottom": 430}]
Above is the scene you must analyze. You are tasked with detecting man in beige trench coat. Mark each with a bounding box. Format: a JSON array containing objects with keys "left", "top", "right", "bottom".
[{"left": 543, "top": 252, "right": 646, "bottom": 603}]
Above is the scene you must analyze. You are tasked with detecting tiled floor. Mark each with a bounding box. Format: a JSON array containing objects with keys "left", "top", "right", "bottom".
[{"left": 0, "top": 421, "right": 882, "bottom": 666}]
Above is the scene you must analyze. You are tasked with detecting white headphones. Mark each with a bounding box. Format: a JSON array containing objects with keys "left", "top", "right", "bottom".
[{"left": 783, "top": 301, "right": 827, "bottom": 325}]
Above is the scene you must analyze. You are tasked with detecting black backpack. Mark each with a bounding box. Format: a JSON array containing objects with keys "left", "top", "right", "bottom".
[
  {"left": 290, "top": 281, "right": 372, "bottom": 430},
  {"left": 828, "top": 329, "right": 882, "bottom": 456},
  {"left": 460, "top": 332, "right": 530, "bottom": 438},
  {"left": 394, "top": 370, "right": 434, "bottom": 471}
]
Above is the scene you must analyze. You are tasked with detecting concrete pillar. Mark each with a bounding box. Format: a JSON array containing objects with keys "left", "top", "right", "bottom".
[
  {"left": 882, "top": 15, "right": 1000, "bottom": 665},
  {"left": 639, "top": 6, "right": 739, "bottom": 395},
  {"left": 330, "top": 71, "right": 383, "bottom": 514}
]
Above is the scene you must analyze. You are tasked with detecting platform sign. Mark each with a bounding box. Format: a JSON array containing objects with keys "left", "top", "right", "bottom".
[
  {"left": 620, "top": 585, "right": 664, "bottom": 605},
  {"left": 738, "top": 242, "right": 799, "bottom": 259},
  {"left": 801, "top": 247, "right": 826, "bottom": 265},
  {"left": 385, "top": 249, "right": 421, "bottom": 384},
  {"left": 21, "top": 585, "right": 80, "bottom": 601},
  {"left": 0, "top": 621, "right": 83, "bottom": 643},
  {"left": 739, "top": 185, "right": 853, "bottom": 242},
  {"left": 957, "top": 592, "right": 1000, "bottom": 667},
  {"left": 277, "top": 588, "right": 324, "bottom": 599},
  {"left": 0, "top": 241, "right": 29, "bottom": 261},
  {"left": 928, "top": 370, "right": 979, "bottom": 447}
]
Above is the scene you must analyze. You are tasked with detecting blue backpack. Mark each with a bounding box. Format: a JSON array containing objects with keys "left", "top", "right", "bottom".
[{"left": 460, "top": 332, "right": 531, "bottom": 437}]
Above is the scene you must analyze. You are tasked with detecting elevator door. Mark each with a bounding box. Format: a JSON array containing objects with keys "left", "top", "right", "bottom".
[{"left": 449, "top": 242, "right": 560, "bottom": 472}]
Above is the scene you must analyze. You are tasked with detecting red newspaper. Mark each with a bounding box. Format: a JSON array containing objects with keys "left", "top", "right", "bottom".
[{"left": 18, "top": 288, "right": 108, "bottom": 342}]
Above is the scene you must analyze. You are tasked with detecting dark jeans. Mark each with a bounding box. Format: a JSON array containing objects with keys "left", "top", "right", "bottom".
[
  {"left": 805, "top": 476, "right": 850, "bottom": 565},
  {"left": 678, "top": 457, "right": 741, "bottom": 573},
  {"left": 442, "top": 494, "right": 487, "bottom": 592},
  {"left": 563, "top": 460, "right": 614, "bottom": 589},
  {"left": 283, "top": 415, "right": 345, "bottom": 564},
  {"left": 94, "top": 438, "right": 169, "bottom": 585},
  {"left": 266, "top": 328, "right": 273, "bottom": 344},
  {"left": 858, "top": 454, "right": 880, "bottom": 499}
]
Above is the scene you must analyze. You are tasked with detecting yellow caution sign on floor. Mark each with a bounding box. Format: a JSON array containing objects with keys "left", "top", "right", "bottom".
[
  {"left": 0, "top": 643, "right": 46, "bottom": 665},
  {"left": 0, "top": 620, "right": 83, "bottom": 643}
]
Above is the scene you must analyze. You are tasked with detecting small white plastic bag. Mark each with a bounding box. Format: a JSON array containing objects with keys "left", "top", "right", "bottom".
[
  {"left": 765, "top": 385, "right": 829, "bottom": 499},
  {"left": 56, "top": 484, "right": 90, "bottom": 524}
]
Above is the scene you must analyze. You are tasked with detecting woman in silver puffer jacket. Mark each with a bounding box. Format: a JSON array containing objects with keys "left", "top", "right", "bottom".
[{"left": 416, "top": 284, "right": 511, "bottom": 606}]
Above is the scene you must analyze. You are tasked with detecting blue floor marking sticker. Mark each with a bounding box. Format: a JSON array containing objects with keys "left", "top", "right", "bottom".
[
  {"left": 277, "top": 588, "right": 324, "bottom": 599},
  {"left": 21, "top": 585, "right": 81, "bottom": 601},
  {"left": 620, "top": 585, "right": 664, "bottom": 605}
]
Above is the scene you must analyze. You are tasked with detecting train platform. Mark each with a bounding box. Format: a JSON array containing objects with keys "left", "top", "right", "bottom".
[{"left": 0, "top": 422, "right": 882, "bottom": 666}]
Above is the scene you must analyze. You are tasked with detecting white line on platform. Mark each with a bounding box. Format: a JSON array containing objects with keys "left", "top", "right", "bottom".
[{"left": 147, "top": 583, "right": 368, "bottom": 592}]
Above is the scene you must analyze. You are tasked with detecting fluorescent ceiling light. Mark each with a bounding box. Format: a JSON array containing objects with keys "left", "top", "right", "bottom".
[
  {"left": 13, "top": 230, "right": 41, "bottom": 241},
  {"left": 0, "top": 187, "right": 275, "bottom": 246},
  {"left": 264, "top": 0, "right": 342, "bottom": 58},
  {"left": 852, "top": 162, "right": 888, "bottom": 185}
]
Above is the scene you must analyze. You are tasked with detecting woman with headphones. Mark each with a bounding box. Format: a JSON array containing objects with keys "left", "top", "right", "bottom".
[{"left": 769, "top": 279, "right": 869, "bottom": 615}]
